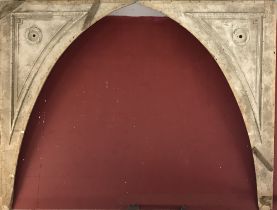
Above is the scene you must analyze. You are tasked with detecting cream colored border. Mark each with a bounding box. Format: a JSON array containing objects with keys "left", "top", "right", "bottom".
[{"left": 0, "top": 1, "right": 275, "bottom": 210}]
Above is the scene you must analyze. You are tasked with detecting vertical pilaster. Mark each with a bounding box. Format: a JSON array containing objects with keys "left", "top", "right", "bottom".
[
  {"left": 254, "top": 2, "right": 276, "bottom": 210},
  {"left": 0, "top": 6, "right": 13, "bottom": 210}
]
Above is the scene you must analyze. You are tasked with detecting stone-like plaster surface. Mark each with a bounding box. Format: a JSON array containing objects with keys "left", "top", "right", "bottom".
[{"left": 0, "top": 1, "right": 275, "bottom": 210}]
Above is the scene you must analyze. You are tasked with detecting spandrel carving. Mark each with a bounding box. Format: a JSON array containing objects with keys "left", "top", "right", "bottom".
[{"left": 0, "top": 1, "right": 275, "bottom": 210}]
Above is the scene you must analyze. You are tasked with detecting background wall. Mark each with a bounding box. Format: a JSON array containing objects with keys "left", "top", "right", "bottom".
[
  {"left": 110, "top": 3, "right": 164, "bottom": 17},
  {"left": 11, "top": 13, "right": 275, "bottom": 210}
]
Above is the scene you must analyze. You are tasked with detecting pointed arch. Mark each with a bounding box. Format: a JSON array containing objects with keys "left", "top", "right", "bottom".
[{"left": 0, "top": 1, "right": 275, "bottom": 210}]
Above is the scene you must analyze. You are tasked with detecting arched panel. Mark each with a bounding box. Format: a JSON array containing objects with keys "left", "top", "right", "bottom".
[
  {"left": 0, "top": 1, "right": 275, "bottom": 210},
  {"left": 138, "top": 2, "right": 276, "bottom": 210}
]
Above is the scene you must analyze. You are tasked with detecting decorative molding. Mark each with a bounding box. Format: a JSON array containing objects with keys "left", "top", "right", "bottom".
[
  {"left": 0, "top": 1, "right": 275, "bottom": 210},
  {"left": 10, "top": 11, "right": 86, "bottom": 140},
  {"left": 186, "top": 13, "right": 264, "bottom": 125}
]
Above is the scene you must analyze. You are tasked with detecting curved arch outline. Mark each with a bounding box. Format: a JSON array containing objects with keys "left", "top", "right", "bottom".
[{"left": 0, "top": 1, "right": 275, "bottom": 210}]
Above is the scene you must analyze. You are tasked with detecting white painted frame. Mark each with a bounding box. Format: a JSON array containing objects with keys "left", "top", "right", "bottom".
[{"left": 0, "top": 1, "right": 275, "bottom": 210}]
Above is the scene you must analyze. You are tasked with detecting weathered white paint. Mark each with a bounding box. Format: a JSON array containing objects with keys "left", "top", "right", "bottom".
[{"left": 0, "top": 1, "right": 275, "bottom": 210}]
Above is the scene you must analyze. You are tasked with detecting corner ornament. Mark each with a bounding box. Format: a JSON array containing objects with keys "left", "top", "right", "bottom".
[
  {"left": 0, "top": 1, "right": 275, "bottom": 210},
  {"left": 25, "top": 26, "right": 43, "bottom": 44},
  {"left": 233, "top": 28, "right": 250, "bottom": 45}
]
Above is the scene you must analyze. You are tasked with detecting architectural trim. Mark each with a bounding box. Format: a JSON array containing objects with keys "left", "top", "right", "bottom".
[{"left": 0, "top": 1, "right": 275, "bottom": 210}]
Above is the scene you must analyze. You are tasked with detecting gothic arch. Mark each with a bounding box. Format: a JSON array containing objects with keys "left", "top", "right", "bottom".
[{"left": 0, "top": 1, "right": 275, "bottom": 210}]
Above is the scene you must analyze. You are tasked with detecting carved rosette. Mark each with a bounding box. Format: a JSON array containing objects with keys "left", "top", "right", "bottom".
[
  {"left": 25, "top": 25, "right": 43, "bottom": 44},
  {"left": 232, "top": 28, "right": 250, "bottom": 45}
]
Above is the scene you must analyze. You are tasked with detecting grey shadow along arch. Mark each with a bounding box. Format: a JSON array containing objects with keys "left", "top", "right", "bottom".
[{"left": 0, "top": 1, "right": 275, "bottom": 210}]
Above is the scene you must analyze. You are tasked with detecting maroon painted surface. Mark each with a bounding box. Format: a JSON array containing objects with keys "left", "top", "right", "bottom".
[{"left": 13, "top": 16, "right": 265, "bottom": 209}]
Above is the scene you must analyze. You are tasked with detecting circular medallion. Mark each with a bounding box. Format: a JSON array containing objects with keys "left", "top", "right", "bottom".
[
  {"left": 232, "top": 28, "right": 249, "bottom": 45},
  {"left": 26, "top": 26, "right": 42, "bottom": 44}
]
